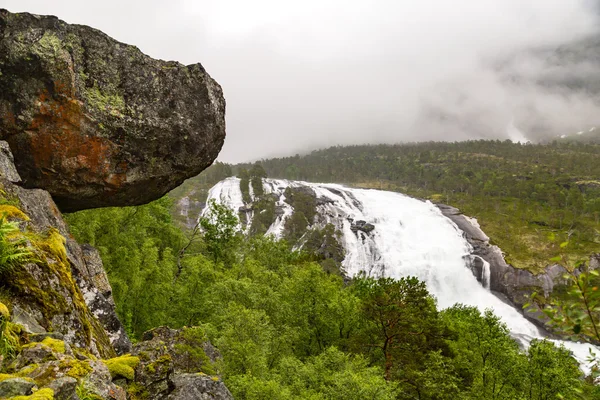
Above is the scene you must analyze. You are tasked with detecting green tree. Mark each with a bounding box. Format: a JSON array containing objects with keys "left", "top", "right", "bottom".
[
  {"left": 525, "top": 339, "right": 582, "bottom": 400},
  {"left": 249, "top": 163, "right": 267, "bottom": 197},
  {"left": 239, "top": 168, "right": 251, "bottom": 203},
  {"left": 442, "top": 305, "right": 525, "bottom": 400},
  {"left": 282, "top": 263, "right": 358, "bottom": 356},
  {"left": 200, "top": 199, "right": 241, "bottom": 266},
  {"left": 214, "top": 303, "right": 275, "bottom": 377},
  {"left": 353, "top": 275, "right": 446, "bottom": 382}
]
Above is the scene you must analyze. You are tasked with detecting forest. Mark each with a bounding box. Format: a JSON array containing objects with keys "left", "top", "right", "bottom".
[{"left": 64, "top": 138, "right": 600, "bottom": 400}]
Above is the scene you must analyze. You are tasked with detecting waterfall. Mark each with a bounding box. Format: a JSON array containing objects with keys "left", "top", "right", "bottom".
[
  {"left": 205, "top": 177, "right": 598, "bottom": 371},
  {"left": 473, "top": 255, "right": 491, "bottom": 290}
]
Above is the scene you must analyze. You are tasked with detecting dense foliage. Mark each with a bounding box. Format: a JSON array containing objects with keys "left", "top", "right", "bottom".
[
  {"left": 66, "top": 198, "right": 599, "bottom": 399},
  {"left": 238, "top": 140, "right": 600, "bottom": 272}
]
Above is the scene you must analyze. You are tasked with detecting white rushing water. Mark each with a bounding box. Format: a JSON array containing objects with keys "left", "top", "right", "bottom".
[{"left": 205, "top": 177, "right": 598, "bottom": 371}]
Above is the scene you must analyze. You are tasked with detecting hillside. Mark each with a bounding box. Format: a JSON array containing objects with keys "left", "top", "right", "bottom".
[{"left": 227, "top": 140, "right": 600, "bottom": 273}]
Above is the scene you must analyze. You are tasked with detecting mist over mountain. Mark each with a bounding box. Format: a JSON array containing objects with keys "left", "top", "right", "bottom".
[
  {"left": 4, "top": 0, "right": 600, "bottom": 162},
  {"left": 416, "top": 30, "right": 600, "bottom": 144}
]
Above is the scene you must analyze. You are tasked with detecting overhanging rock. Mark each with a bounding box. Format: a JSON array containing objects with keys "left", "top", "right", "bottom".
[{"left": 0, "top": 9, "right": 226, "bottom": 211}]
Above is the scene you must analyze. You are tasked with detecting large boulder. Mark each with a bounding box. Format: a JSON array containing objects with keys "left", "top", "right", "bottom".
[{"left": 0, "top": 9, "right": 226, "bottom": 212}]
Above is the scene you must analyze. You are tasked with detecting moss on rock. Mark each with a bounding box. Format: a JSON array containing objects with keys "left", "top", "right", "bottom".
[
  {"left": 58, "top": 358, "right": 92, "bottom": 379},
  {"left": 39, "top": 338, "right": 65, "bottom": 355},
  {"left": 0, "top": 302, "right": 9, "bottom": 318},
  {"left": 0, "top": 205, "right": 29, "bottom": 221},
  {"left": 9, "top": 387, "right": 54, "bottom": 400},
  {"left": 102, "top": 355, "right": 140, "bottom": 381}
]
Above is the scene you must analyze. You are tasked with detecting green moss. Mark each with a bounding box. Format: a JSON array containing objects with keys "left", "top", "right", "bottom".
[
  {"left": 9, "top": 388, "right": 54, "bottom": 400},
  {"left": 25, "top": 228, "right": 115, "bottom": 357},
  {"left": 173, "top": 327, "right": 216, "bottom": 375},
  {"left": 28, "top": 363, "right": 59, "bottom": 388},
  {"left": 136, "top": 351, "right": 150, "bottom": 362},
  {"left": 0, "top": 302, "right": 9, "bottom": 318},
  {"left": 127, "top": 382, "right": 149, "bottom": 400},
  {"left": 59, "top": 358, "right": 93, "bottom": 378},
  {"left": 144, "top": 354, "right": 171, "bottom": 375},
  {"left": 84, "top": 85, "right": 125, "bottom": 117},
  {"left": 32, "top": 32, "right": 63, "bottom": 58},
  {"left": 16, "top": 364, "right": 39, "bottom": 377},
  {"left": 0, "top": 186, "right": 22, "bottom": 208},
  {"left": 0, "top": 205, "right": 29, "bottom": 221},
  {"left": 0, "top": 373, "right": 17, "bottom": 381},
  {"left": 75, "top": 380, "right": 104, "bottom": 400},
  {"left": 40, "top": 337, "right": 65, "bottom": 354},
  {"left": 1, "top": 320, "right": 22, "bottom": 359},
  {"left": 102, "top": 355, "right": 140, "bottom": 381},
  {"left": 72, "top": 348, "right": 98, "bottom": 362}
]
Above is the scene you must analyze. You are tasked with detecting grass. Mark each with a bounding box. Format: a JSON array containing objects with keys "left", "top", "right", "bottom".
[{"left": 350, "top": 181, "right": 598, "bottom": 274}]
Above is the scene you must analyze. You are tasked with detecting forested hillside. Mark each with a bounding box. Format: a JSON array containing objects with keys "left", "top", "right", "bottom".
[
  {"left": 63, "top": 139, "right": 600, "bottom": 398},
  {"left": 237, "top": 140, "right": 600, "bottom": 272},
  {"left": 65, "top": 197, "right": 600, "bottom": 399}
]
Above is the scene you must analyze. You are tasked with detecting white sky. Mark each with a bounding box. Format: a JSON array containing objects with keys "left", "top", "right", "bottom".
[{"left": 2, "top": 0, "right": 599, "bottom": 162}]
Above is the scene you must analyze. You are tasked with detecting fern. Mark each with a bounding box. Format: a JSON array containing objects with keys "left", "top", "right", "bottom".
[{"left": 0, "top": 215, "right": 34, "bottom": 275}]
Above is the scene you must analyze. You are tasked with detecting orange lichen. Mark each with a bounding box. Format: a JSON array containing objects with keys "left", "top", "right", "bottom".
[
  {"left": 0, "top": 105, "right": 17, "bottom": 131},
  {"left": 25, "top": 85, "right": 127, "bottom": 192}
]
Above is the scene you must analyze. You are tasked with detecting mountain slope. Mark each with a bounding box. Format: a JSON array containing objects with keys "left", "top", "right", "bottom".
[{"left": 233, "top": 141, "right": 600, "bottom": 272}]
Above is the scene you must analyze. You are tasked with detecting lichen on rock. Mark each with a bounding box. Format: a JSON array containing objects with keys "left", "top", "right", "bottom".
[{"left": 0, "top": 8, "right": 226, "bottom": 212}]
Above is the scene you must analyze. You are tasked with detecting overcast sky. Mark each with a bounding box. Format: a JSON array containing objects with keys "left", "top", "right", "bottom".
[{"left": 2, "top": 0, "right": 600, "bottom": 162}]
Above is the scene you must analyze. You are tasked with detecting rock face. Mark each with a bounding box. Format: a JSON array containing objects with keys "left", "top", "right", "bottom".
[
  {"left": 0, "top": 378, "right": 36, "bottom": 397},
  {"left": 349, "top": 219, "right": 375, "bottom": 234},
  {"left": 0, "top": 141, "right": 130, "bottom": 357},
  {"left": 0, "top": 9, "right": 226, "bottom": 212},
  {"left": 131, "top": 327, "right": 233, "bottom": 400},
  {"left": 0, "top": 326, "right": 232, "bottom": 400},
  {"left": 437, "top": 203, "right": 600, "bottom": 334}
]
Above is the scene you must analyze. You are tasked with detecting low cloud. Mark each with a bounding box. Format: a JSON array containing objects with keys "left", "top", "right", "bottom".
[{"left": 3, "top": 0, "right": 600, "bottom": 161}]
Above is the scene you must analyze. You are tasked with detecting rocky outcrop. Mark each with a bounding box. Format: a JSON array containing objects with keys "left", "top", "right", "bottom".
[
  {"left": 0, "top": 140, "right": 233, "bottom": 397},
  {"left": 0, "top": 9, "right": 226, "bottom": 212},
  {"left": 0, "top": 326, "right": 232, "bottom": 400},
  {"left": 438, "top": 203, "right": 600, "bottom": 334},
  {"left": 349, "top": 219, "right": 375, "bottom": 234},
  {"left": 0, "top": 141, "right": 129, "bottom": 358},
  {"left": 130, "top": 326, "right": 233, "bottom": 400}
]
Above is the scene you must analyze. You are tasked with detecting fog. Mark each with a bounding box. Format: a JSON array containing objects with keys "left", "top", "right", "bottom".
[{"left": 2, "top": 0, "right": 600, "bottom": 161}]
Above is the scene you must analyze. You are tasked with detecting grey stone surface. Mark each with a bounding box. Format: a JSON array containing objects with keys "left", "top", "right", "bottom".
[
  {"left": 438, "top": 203, "right": 599, "bottom": 336},
  {"left": 47, "top": 377, "right": 79, "bottom": 400},
  {"left": 11, "top": 304, "right": 46, "bottom": 334},
  {"left": 168, "top": 374, "right": 234, "bottom": 400},
  {"left": 0, "top": 378, "right": 35, "bottom": 397},
  {"left": 0, "top": 9, "right": 225, "bottom": 212},
  {"left": 0, "top": 141, "right": 128, "bottom": 358},
  {"left": 0, "top": 141, "right": 21, "bottom": 182}
]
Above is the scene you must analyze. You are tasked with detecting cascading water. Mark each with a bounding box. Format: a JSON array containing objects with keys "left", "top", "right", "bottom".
[
  {"left": 473, "top": 256, "right": 491, "bottom": 290},
  {"left": 205, "top": 177, "right": 598, "bottom": 371}
]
